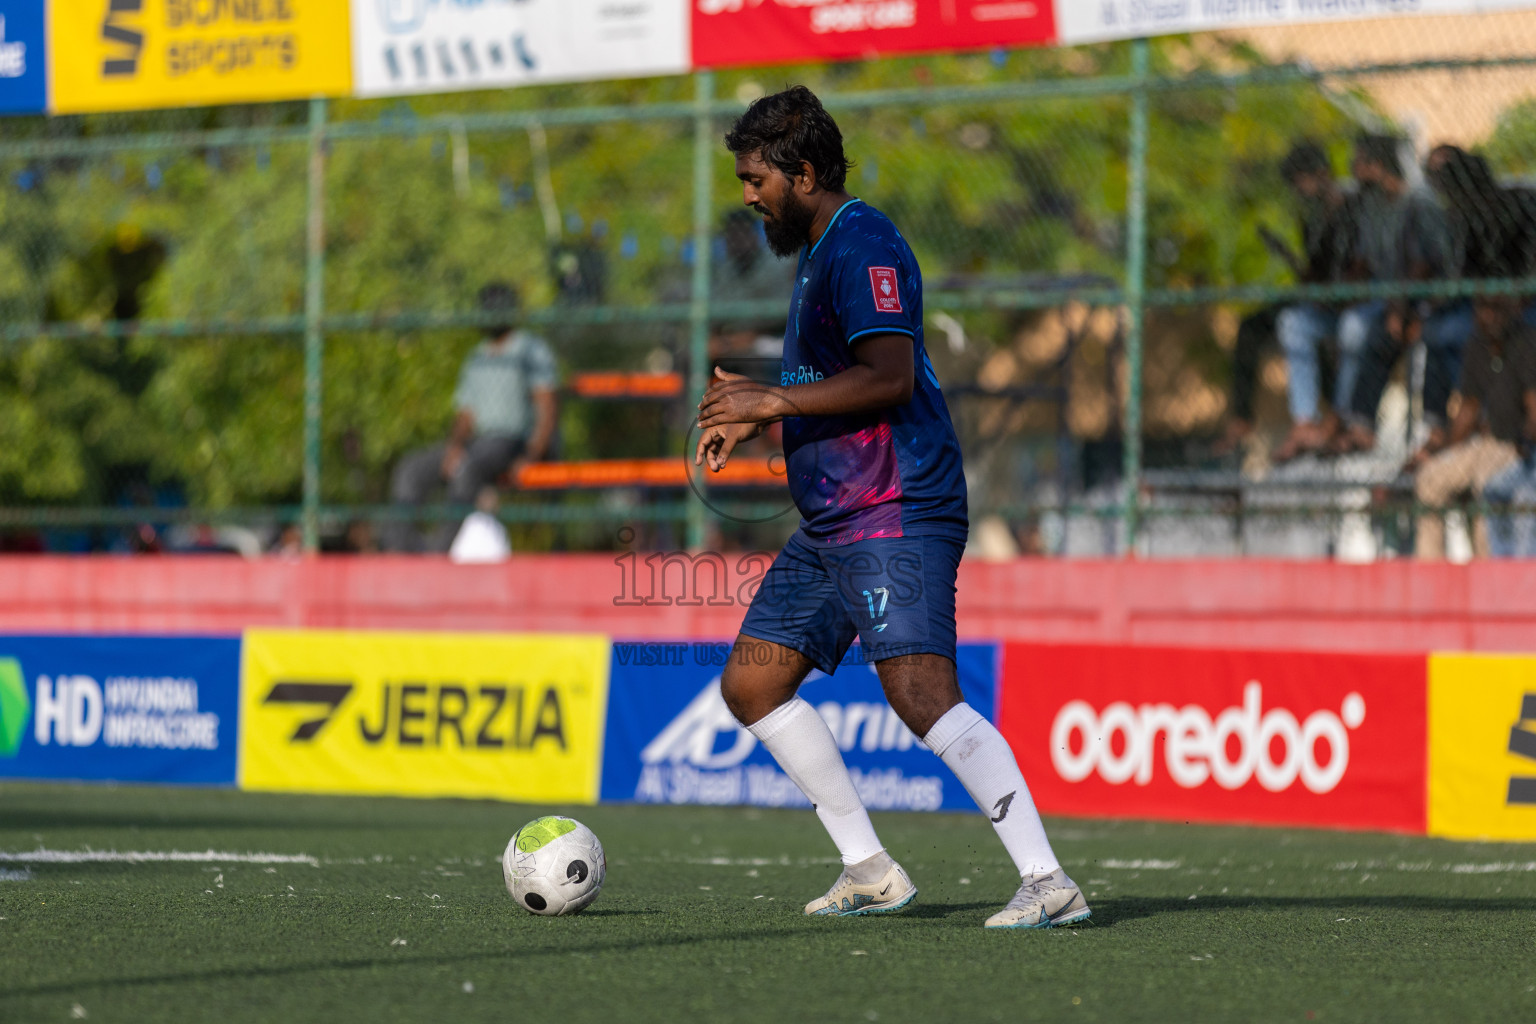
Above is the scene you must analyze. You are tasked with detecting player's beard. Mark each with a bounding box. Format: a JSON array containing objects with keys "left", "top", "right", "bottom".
[{"left": 761, "top": 190, "right": 817, "bottom": 258}]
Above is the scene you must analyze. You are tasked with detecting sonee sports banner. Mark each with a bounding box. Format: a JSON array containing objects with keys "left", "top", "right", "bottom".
[
  {"left": 999, "top": 642, "right": 1428, "bottom": 833},
  {"left": 49, "top": 0, "right": 352, "bottom": 114},
  {"left": 0, "top": 634, "right": 241, "bottom": 785},
  {"left": 601, "top": 640, "right": 998, "bottom": 812},
  {"left": 239, "top": 629, "right": 610, "bottom": 804}
]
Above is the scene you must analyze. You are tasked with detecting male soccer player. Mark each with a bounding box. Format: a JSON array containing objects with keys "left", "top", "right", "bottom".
[{"left": 695, "top": 86, "right": 1088, "bottom": 929}]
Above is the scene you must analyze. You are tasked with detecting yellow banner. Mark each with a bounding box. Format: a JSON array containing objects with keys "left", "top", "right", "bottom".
[
  {"left": 50, "top": 0, "right": 351, "bottom": 115},
  {"left": 1428, "top": 653, "right": 1536, "bottom": 841},
  {"left": 240, "top": 629, "right": 609, "bottom": 804}
]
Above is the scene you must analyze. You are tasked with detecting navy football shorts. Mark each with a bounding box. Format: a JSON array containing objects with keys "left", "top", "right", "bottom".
[{"left": 738, "top": 531, "right": 963, "bottom": 675}]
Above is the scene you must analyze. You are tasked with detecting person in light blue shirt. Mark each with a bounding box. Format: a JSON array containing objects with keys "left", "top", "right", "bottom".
[{"left": 386, "top": 282, "right": 557, "bottom": 552}]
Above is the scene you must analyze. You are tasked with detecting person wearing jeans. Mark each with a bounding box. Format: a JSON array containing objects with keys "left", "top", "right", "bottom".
[
  {"left": 1335, "top": 136, "right": 1465, "bottom": 454},
  {"left": 1276, "top": 300, "right": 1383, "bottom": 459},
  {"left": 1268, "top": 142, "right": 1365, "bottom": 461}
]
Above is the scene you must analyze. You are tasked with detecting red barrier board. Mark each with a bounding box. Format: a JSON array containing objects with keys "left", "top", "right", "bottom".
[
  {"left": 692, "top": 0, "right": 1056, "bottom": 69},
  {"left": 999, "top": 643, "right": 1427, "bottom": 833}
]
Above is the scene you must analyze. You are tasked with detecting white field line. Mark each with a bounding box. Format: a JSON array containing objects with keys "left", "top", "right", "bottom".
[
  {"left": 1331, "top": 859, "right": 1536, "bottom": 874},
  {"left": 1447, "top": 861, "right": 1536, "bottom": 874},
  {"left": 0, "top": 849, "right": 320, "bottom": 867},
  {"left": 1098, "top": 859, "right": 1182, "bottom": 870}
]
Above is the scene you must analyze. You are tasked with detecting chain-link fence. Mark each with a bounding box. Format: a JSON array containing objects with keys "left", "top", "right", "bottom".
[{"left": 5, "top": 14, "right": 1536, "bottom": 558}]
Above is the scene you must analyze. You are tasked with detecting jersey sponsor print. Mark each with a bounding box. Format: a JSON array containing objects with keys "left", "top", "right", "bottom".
[
  {"left": 999, "top": 643, "right": 1427, "bottom": 832},
  {"left": 0, "top": 635, "right": 240, "bottom": 785},
  {"left": 601, "top": 641, "right": 998, "bottom": 812},
  {"left": 780, "top": 199, "right": 968, "bottom": 547}
]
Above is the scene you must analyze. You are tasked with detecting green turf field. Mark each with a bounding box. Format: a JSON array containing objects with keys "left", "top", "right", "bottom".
[{"left": 2, "top": 783, "right": 1534, "bottom": 1024}]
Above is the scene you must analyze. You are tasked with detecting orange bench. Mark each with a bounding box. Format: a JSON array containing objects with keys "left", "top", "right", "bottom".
[
  {"left": 514, "top": 457, "right": 784, "bottom": 490},
  {"left": 568, "top": 372, "right": 683, "bottom": 399}
]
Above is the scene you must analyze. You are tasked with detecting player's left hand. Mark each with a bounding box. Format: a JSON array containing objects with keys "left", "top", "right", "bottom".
[
  {"left": 698, "top": 367, "right": 786, "bottom": 428},
  {"left": 695, "top": 421, "right": 763, "bottom": 472}
]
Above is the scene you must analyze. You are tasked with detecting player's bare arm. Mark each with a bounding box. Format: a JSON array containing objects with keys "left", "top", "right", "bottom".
[{"left": 697, "top": 334, "right": 914, "bottom": 430}]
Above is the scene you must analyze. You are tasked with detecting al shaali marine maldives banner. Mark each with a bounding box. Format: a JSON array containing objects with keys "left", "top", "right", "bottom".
[
  {"left": 601, "top": 641, "right": 998, "bottom": 811},
  {"left": 1054, "top": 0, "right": 1536, "bottom": 46},
  {"left": 351, "top": 0, "right": 689, "bottom": 98},
  {"left": 0, "top": 635, "right": 241, "bottom": 785}
]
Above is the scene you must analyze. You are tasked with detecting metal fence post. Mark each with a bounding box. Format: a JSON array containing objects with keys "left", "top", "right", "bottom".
[
  {"left": 1122, "top": 39, "right": 1150, "bottom": 556},
  {"left": 303, "top": 97, "right": 327, "bottom": 553},
  {"left": 687, "top": 70, "right": 716, "bottom": 552}
]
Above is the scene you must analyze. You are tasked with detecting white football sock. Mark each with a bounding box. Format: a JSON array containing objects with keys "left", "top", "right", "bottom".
[
  {"left": 924, "top": 703, "right": 1060, "bottom": 878},
  {"left": 747, "top": 696, "right": 886, "bottom": 868}
]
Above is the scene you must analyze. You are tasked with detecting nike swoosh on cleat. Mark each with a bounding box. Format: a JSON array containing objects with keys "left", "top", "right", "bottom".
[{"left": 879, "top": 883, "right": 891, "bottom": 896}]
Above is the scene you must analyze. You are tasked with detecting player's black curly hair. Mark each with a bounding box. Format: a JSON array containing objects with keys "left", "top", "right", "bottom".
[{"left": 723, "top": 85, "right": 851, "bottom": 193}]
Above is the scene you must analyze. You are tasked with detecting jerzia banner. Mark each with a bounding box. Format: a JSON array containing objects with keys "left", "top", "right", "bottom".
[{"left": 239, "top": 629, "right": 610, "bottom": 804}]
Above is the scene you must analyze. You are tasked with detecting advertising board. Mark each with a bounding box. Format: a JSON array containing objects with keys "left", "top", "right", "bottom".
[
  {"left": 1428, "top": 653, "right": 1536, "bottom": 840},
  {"left": 50, "top": 0, "right": 351, "bottom": 114},
  {"left": 601, "top": 641, "right": 998, "bottom": 812},
  {"left": 0, "top": 634, "right": 240, "bottom": 785},
  {"left": 240, "top": 629, "right": 610, "bottom": 804},
  {"left": 0, "top": 5, "right": 46, "bottom": 115},
  {"left": 692, "top": 0, "right": 1054, "bottom": 69},
  {"left": 999, "top": 643, "right": 1428, "bottom": 832},
  {"left": 1055, "top": 0, "right": 1536, "bottom": 46},
  {"left": 351, "top": 0, "right": 688, "bottom": 98}
]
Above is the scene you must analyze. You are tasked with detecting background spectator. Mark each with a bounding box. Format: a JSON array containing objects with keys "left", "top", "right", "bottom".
[
  {"left": 1337, "top": 135, "right": 1467, "bottom": 455},
  {"left": 1269, "top": 141, "right": 1365, "bottom": 461},
  {"left": 1410, "top": 294, "right": 1536, "bottom": 559},
  {"left": 385, "top": 283, "right": 558, "bottom": 553}
]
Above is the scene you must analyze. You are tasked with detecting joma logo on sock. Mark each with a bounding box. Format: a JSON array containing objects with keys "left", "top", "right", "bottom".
[{"left": 1507, "top": 693, "right": 1536, "bottom": 806}]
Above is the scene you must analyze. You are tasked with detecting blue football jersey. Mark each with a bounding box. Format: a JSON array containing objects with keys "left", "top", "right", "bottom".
[{"left": 778, "top": 200, "right": 968, "bottom": 546}]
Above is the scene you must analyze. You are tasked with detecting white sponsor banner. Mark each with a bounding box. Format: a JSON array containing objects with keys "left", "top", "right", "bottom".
[
  {"left": 351, "top": 0, "right": 689, "bottom": 98},
  {"left": 1056, "top": 0, "right": 1536, "bottom": 46}
]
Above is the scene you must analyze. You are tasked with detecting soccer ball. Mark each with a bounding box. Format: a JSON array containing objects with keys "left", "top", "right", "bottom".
[{"left": 502, "top": 815, "right": 606, "bottom": 916}]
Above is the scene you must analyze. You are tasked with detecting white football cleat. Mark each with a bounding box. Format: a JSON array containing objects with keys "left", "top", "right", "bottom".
[
  {"left": 805, "top": 859, "right": 917, "bottom": 917},
  {"left": 985, "top": 869, "right": 1091, "bottom": 929}
]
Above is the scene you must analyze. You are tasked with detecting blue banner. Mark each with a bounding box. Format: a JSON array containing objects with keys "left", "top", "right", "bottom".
[
  {"left": 0, "top": 635, "right": 241, "bottom": 785},
  {"left": 601, "top": 641, "right": 998, "bottom": 812},
  {"left": 0, "top": 5, "right": 45, "bottom": 115}
]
